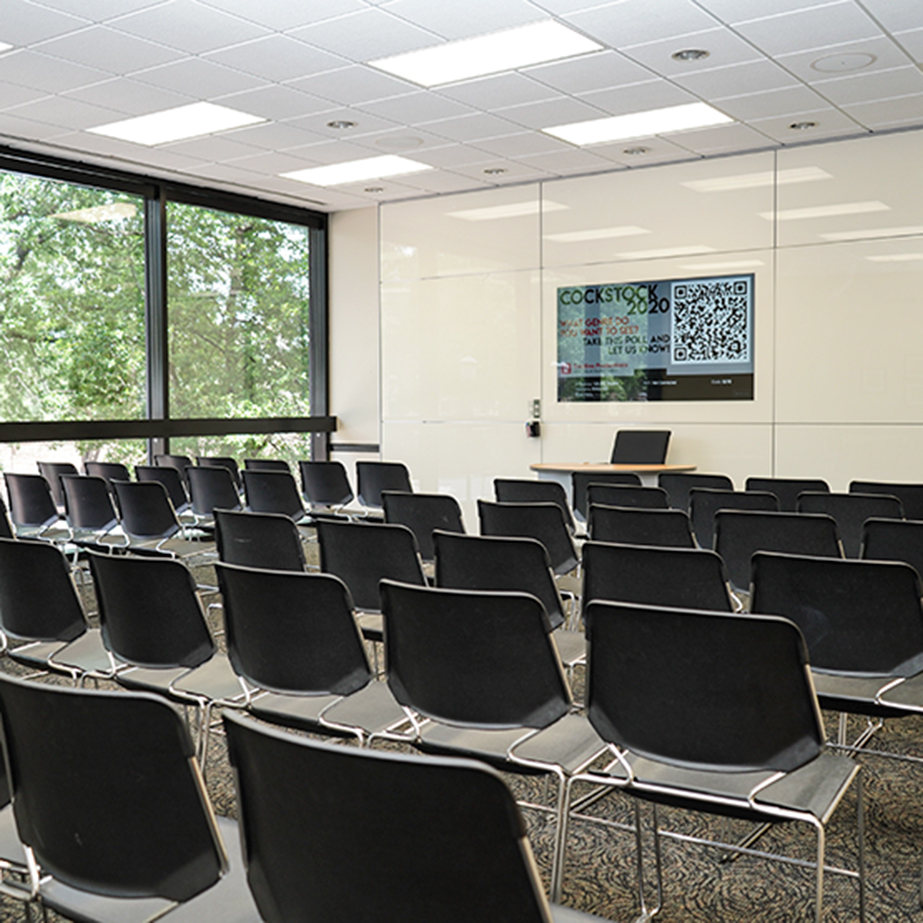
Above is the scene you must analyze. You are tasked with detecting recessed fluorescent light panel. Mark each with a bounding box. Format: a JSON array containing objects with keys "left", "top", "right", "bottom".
[
  {"left": 282, "top": 155, "right": 432, "bottom": 187},
  {"left": 683, "top": 167, "right": 832, "bottom": 193},
  {"left": 545, "top": 226, "right": 651, "bottom": 243},
  {"left": 369, "top": 21, "right": 601, "bottom": 87},
  {"left": 760, "top": 201, "right": 890, "bottom": 221},
  {"left": 544, "top": 102, "right": 732, "bottom": 146},
  {"left": 88, "top": 102, "right": 264, "bottom": 145},
  {"left": 447, "top": 201, "right": 567, "bottom": 221}
]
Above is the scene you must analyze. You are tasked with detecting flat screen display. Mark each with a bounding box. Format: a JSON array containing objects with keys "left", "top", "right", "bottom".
[{"left": 557, "top": 273, "right": 754, "bottom": 402}]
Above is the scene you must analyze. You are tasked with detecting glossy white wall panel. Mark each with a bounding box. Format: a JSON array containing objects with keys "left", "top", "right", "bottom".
[
  {"left": 775, "top": 425, "right": 923, "bottom": 491},
  {"left": 776, "top": 132, "right": 923, "bottom": 248},
  {"left": 328, "top": 207, "right": 380, "bottom": 444},
  {"left": 382, "top": 421, "right": 542, "bottom": 526},
  {"left": 542, "top": 151, "right": 775, "bottom": 269},
  {"left": 541, "top": 251, "right": 775, "bottom": 425},
  {"left": 776, "top": 237, "right": 923, "bottom": 424},
  {"left": 381, "top": 271, "right": 541, "bottom": 421},
  {"left": 380, "top": 185, "right": 541, "bottom": 281}
]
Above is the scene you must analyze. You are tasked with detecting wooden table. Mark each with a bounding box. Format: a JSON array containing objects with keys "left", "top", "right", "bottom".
[{"left": 530, "top": 462, "right": 696, "bottom": 494}]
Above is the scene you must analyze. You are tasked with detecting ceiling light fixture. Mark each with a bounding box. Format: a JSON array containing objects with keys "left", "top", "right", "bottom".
[
  {"left": 483, "top": 167, "right": 507, "bottom": 175},
  {"left": 789, "top": 120, "right": 817, "bottom": 131},
  {"left": 622, "top": 146, "right": 650, "bottom": 155},
  {"left": 88, "top": 102, "right": 264, "bottom": 145},
  {"left": 369, "top": 20, "right": 601, "bottom": 87},
  {"left": 282, "top": 155, "right": 432, "bottom": 187},
  {"left": 544, "top": 102, "right": 733, "bottom": 146},
  {"left": 672, "top": 48, "right": 710, "bottom": 62},
  {"left": 326, "top": 120, "right": 357, "bottom": 129},
  {"left": 364, "top": 186, "right": 384, "bottom": 193},
  {"left": 811, "top": 52, "right": 875, "bottom": 73}
]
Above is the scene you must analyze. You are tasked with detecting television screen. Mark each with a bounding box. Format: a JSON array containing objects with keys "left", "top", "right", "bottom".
[{"left": 557, "top": 273, "right": 754, "bottom": 402}]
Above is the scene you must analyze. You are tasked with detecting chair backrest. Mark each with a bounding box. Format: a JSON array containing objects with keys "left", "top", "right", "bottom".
[
  {"left": 434, "top": 530, "right": 566, "bottom": 630},
  {"left": 242, "top": 469, "right": 306, "bottom": 521},
  {"left": 356, "top": 461, "right": 413, "bottom": 509},
  {"left": 84, "top": 461, "right": 131, "bottom": 494},
  {"left": 3, "top": 472, "right": 60, "bottom": 530},
  {"left": 244, "top": 458, "right": 292, "bottom": 473},
  {"left": 214, "top": 509, "right": 306, "bottom": 572},
  {"left": 584, "top": 600, "right": 824, "bottom": 772},
  {"left": 196, "top": 455, "right": 242, "bottom": 490},
  {"left": 745, "top": 476, "right": 830, "bottom": 512},
  {"left": 299, "top": 460, "right": 355, "bottom": 509},
  {"left": 0, "top": 674, "right": 227, "bottom": 901},
  {"left": 223, "top": 711, "right": 556, "bottom": 923},
  {"left": 37, "top": 461, "right": 79, "bottom": 509},
  {"left": 383, "top": 491, "right": 465, "bottom": 561},
  {"left": 317, "top": 520, "right": 425, "bottom": 611},
  {"left": 493, "top": 479, "right": 575, "bottom": 533},
  {"left": 688, "top": 488, "right": 778, "bottom": 550},
  {"left": 113, "top": 479, "right": 181, "bottom": 541},
  {"left": 477, "top": 500, "right": 578, "bottom": 576},
  {"left": 610, "top": 429, "right": 671, "bottom": 464},
  {"left": 135, "top": 464, "right": 190, "bottom": 512},
  {"left": 715, "top": 509, "right": 842, "bottom": 592},
  {"left": 861, "top": 517, "right": 923, "bottom": 582},
  {"left": 751, "top": 551, "right": 923, "bottom": 676},
  {"left": 582, "top": 541, "right": 732, "bottom": 614},
  {"left": 154, "top": 453, "right": 193, "bottom": 487},
  {"left": 187, "top": 465, "right": 242, "bottom": 518},
  {"left": 587, "top": 505, "right": 695, "bottom": 548},
  {"left": 658, "top": 472, "right": 733, "bottom": 511},
  {"left": 381, "top": 580, "right": 570, "bottom": 729},
  {"left": 797, "top": 490, "right": 903, "bottom": 557},
  {"left": 61, "top": 474, "right": 119, "bottom": 532},
  {"left": 0, "top": 496, "right": 12, "bottom": 540},
  {"left": 586, "top": 483, "right": 668, "bottom": 510},
  {"left": 0, "top": 537, "right": 88, "bottom": 641},
  {"left": 571, "top": 471, "right": 642, "bottom": 522},
  {"left": 215, "top": 563, "right": 371, "bottom": 696},
  {"left": 89, "top": 551, "right": 215, "bottom": 668},
  {"left": 851, "top": 480, "right": 923, "bottom": 521}
]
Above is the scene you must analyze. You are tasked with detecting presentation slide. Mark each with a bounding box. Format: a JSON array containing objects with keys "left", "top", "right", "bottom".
[{"left": 557, "top": 273, "right": 754, "bottom": 402}]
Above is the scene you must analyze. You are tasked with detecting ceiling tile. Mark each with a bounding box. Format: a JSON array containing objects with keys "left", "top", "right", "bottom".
[
  {"left": 0, "top": 49, "right": 111, "bottom": 93},
  {"left": 286, "top": 65, "right": 418, "bottom": 107},
  {"left": 436, "top": 73, "right": 559, "bottom": 110},
  {"left": 379, "top": 0, "right": 544, "bottom": 40},
  {"left": 731, "top": 2, "right": 882, "bottom": 56},
  {"left": 204, "top": 35, "right": 348, "bottom": 82},
  {"left": 34, "top": 0, "right": 171, "bottom": 20},
  {"left": 394, "top": 170, "right": 489, "bottom": 193},
  {"left": 411, "top": 112, "right": 523, "bottom": 142},
  {"left": 842, "top": 92, "right": 923, "bottom": 127},
  {"left": 341, "top": 124, "right": 459, "bottom": 154},
  {"left": 0, "top": 111, "right": 68, "bottom": 141},
  {"left": 159, "top": 134, "right": 265, "bottom": 161},
  {"left": 7, "top": 94, "right": 124, "bottom": 129},
  {"left": 713, "top": 84, "right": 833, "bottom": 119},
  {"left": 449, "top": 158, "right": 552, "bottom": 183},
  {"left": 523, "top": 50, "right": 655, "bottom": 94},
  {"left": 472, "top": 131, "right": 575, "bottom": 157},
  {"left": 577, "top": 80, "right": 698, "bottom": 115},
  {"left": 894, "top": 27, "right": 923, "bottom": 62},
  {"left": 517, "top": 147, "right": 620, "bottom": 175},
  {"left": 527, "top": 0, "right": 625, "bottom": 13},
  {"left": 110, "top": 0, "right": 270, "bottom": 54},
  {"left": 621, "top": 27, "right": 764, "bottom": 77},
  {"left": 196, "top": 0, "right": 366, "bottom": 32},
  {"left": 35, "top": 26, "right": 185, "bottom": 74},
  {"left": 220, "top": 149, "right": 318, "bottom": 174},
  {"left": 0, "top": 0, "right": 89, "bottom": 44},
  {"left": 671, "top": 59, "right": 800, "bottom": 98},
  {"left": 359, "top": 91, "right": 475, "bottom": 124},
  {"left": 282, "top": 138, "right": 395, "bottom": 165},
  {"left": 852, "top": 0, "right": 923, "bottom": 34},
  {"left": 0, "top": 81, "right": 52, "bottom": 109},
  {"left": 493, "top": 95, "right": 608, "bottom": 129},
  {"left": 291, "top": 8, "right": 441, "bottom": 61},
  {"left": 773, "top": 35, "right": 915, "bottom": 83},
  {"left": 565, "top": 0, "right": 722, "bottom": 46},
  {"left": 693, "top": 0, "right": 842, "bottom": 24},
  {"left": 61, "top": 77, "right": 193, "bottom": 114},
  {"left": 223, "top": 121, "right": 329, "bottom": 150},
  {"left": 133, "top": 56, "right": 269, "bottom": 96},
  {"left": 286, "top": 108, "right": 402, "bottom": 139},
  {"left": 214, "top": 85, "right": 334, "bottom": 121},
  {"left": 661, "top": 120, "right": 776, "bottom": 153},
  {"left": 413, "top": 143, "right": 507, "bottom": 167},
  {"left": 813, "top": 65, "right": 923, "bottom": 105},
  {"left": 586, "top": 135, "right": 703, "bottom": 166},
  {"left": 748, "top": 105, "right": 865, "bottom": 140}
]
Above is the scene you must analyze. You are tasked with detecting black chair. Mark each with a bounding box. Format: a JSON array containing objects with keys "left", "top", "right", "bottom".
[
  {"left": 797, "top": 490, "right": 903, "bottom": 557},
  {"left": 572, "top": 470, "right": 641, "bottom": 523},
  {"left": 60, "top": 474, "right": 123, "bottom": 551},
  {"left": 861, "top": 517, "right": 923, "bottom": 582},
  {"left": 187, "top": 464, "right": 243, "bottom": 527},
  {"left": 478, "top": 500, "right": 579, "bottom": 577},
  {"left": 745, "top": 476, "right": 830, "bottom": 511},
  {"left": 564, "top": 599, "right": 865, "bottom": 921},
  {"left": 3, "top": 473, "right": 69, "bottom": 542},
  {"left": 241, "top": 469, "right": 309, "bottom": 524},
  {"left": 197, "top": 455, "right": 243, "bottom": 491},
  {"left": 383, "top": 490, "right": 465, "bottom": 562},
  {"left": 224, "top": 710, "right": 609, "bottom": 923},
  {"left": 0, "top": 674, "right": 258, "bottom": 921},
  {"left": 688, "top": 487, "right": 778, "bottom": 550},
  {"left": 37, "top": 461, "right": 79, "bottom": 510},
  {"left": 494, "top": 478, "right": 577, "bottom": 534},
  {"left": 216, "top": 563, "right": 408, "bottom": 744},
  {"left": 299, "top": 460, "right": 356, "bottom": 517},
  {"left": 582, "top": 540, "right": 734, "bottom": 614},
  {"left": 89, "top": 551, "right": 247, "bottom": 763},
  {"left": 586, "top": 483, "right": 668, "bottom": 510},
  {"left": 658, "top": 471, "right": 733, "bottom": 511},
  {"left": 587, "top": 504, "right": 695, "bottom": 548},
  {"left": 0, "top": 496, "right": 12, "bottom": 540},
  {"left": 84, "top": 460, "right": 132, "bottom": 496},
  {"left": 0, "top": 537, "right": 113, "bottom": 680},
  {"left": 154, "top": 452, "right": 193, "bottom": 488},
  {"left": 380, "top": 580, "right": 608, "bottom": 903},
  {"left": 434, "top": 530, "right": 585, "bottom": 668},
  {"left": 215, "top": 509, "right": 307, "bottom": 572},
  {"left": 851, "top": 480, "right": 923, "bottom": 521},
  {"left": 356, "top": 460, "right": 413, "bottom": 511},
  {"left": 610, "top": 429, "right": 670, "bottom": 463},
  {"left": 243, "top": 458, "right": 292, "bottom": 473},
  {"left": 136, "top": 464, "right": 191, "bottom": 517},
  {"left": 715, "top": 509, "right": 842, "bottom": 595}
]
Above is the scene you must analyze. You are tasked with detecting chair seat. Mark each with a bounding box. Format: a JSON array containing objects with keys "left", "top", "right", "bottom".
[
  {"left": 0, "top": 803, "right": 28, "bottom": 871},
  {"left": 171, "top": 654, "right": 247, "bottom": 704},
  {"left": 551, "top": 904, "right": 614, "bottom": 922},
  {"left": 248, "top": 690, "right": 344, "bottom": 732},
  {"left": 811, "top": 671, "right": 911, "bottom": 717},
  {"left": 320, "top": 681, "right": 409, "bottom": 738},
  {"left": 512, "top": 713, "right": 609, "bottom": 776},
  {"left": 551, "top": 629, "right": 586, "bottom": 668},
  {"left": 356, "top": 612, "right": 383, "bottom": 643},
  {"left": 9, "top": 629, "right": 114, "bottom": 678},
  {"left": 417, "top": 723, "right": 539, "bottom": 770},
  {"left": 878, "top": 671, "right": 923, "bottom": 712}
]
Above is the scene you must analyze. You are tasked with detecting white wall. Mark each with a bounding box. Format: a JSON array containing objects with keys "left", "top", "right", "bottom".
[{"left": 329, "top": 129, "right": 923, "bottom": 524}]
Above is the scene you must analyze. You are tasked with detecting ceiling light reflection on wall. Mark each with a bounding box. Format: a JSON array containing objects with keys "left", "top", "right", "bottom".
[
  {"left": 545, "top": 226, "right": 651, "bottom": 243},
  {"left": 683, "top": 166, "right": 831, "bottom": 192},
  {"left": 820, "top": 225, "right": 923, "bottom": 241},
  {"left": 282, "top": 155, "right": 433, "bottom": 187},
  {"left": 448, "top": 200, "right": 567, "bottom": 221},
  {"left": 369, "top": 21, "right": 601, "bottom": 87},
  {"left": 760, "top": 201, "right": 890, "bottom": 221},
  {"left": 617, "top": 245, "right": 716, "bottom": 260},
  {"left": 544, "top": 102, "right": 732, "bottom": 146},
  {"left": 866, "top": 253, "right": 923, "bottom": 262},
  {"left": 679, "top": 259, "right": 764, "bottom": 271},
  {"left": 88, "top": 102, "right": 264, "bottom": 145}
]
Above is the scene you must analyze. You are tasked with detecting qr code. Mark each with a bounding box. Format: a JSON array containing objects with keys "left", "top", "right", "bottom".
[{"left": 671, "top": 278, "right": 750, "bottom": 365}]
